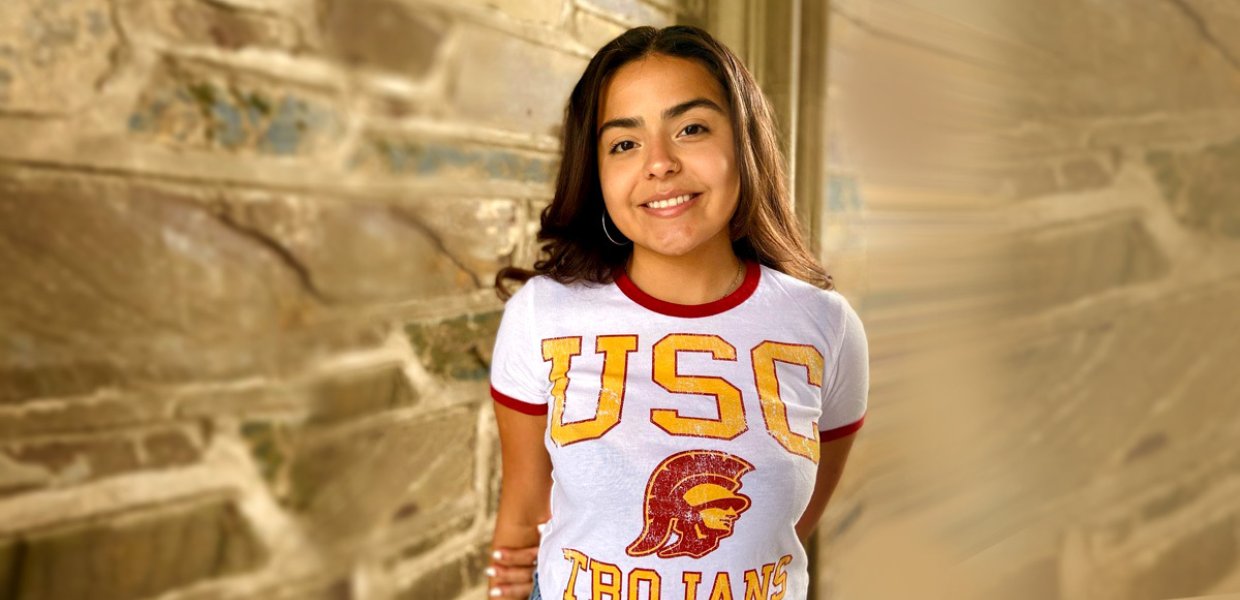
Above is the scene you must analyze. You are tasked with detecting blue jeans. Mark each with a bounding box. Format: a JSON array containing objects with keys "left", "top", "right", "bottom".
[{"left": 528, "top": 573, "right": 541, "bottom": 600}]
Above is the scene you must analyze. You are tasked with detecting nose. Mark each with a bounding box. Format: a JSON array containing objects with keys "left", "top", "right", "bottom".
[{"left": 643, "top": 137, "right": 680, "bottom": 179}]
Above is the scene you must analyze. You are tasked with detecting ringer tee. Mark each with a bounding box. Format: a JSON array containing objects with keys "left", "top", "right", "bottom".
[{"left": 490, "top": 258, "right": 869, "bottom": 600}]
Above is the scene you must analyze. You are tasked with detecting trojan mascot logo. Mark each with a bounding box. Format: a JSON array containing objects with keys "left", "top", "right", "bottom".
[{"left": 626, "top": 449, "right": 755, "bottom": 559}]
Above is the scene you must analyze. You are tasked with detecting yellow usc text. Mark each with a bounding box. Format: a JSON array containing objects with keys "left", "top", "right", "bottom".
[{"left": 543, "top": 333, "right": 825, "bottom": 463}]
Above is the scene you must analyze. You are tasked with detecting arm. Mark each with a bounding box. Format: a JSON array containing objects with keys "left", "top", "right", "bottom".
[
  {"left": 794, "top": 431, "right": 858, "bottom": 544},
  {"left": 798, "top": 293, "right": 869, "bottom": 543},
  {"left": 488, "top": 402, "right": 552, "bottom": 599}
]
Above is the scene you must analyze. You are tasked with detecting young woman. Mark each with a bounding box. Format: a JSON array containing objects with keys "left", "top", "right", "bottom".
[{"left": 486, "top": 25, "right": 869, "bottom": 600}]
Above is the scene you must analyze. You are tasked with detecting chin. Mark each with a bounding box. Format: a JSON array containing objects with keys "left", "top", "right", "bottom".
[{"left": 646, "top": 239, "right": 705, "bottom": 257}]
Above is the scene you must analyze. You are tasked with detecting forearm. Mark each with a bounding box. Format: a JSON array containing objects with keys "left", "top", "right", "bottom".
[
  {"left": 490, "top": 403, "right": 553, "bottom": 551},
  {"left": 795, "top": 434, "right": 857, "bottom": 544},
  {"left": 794, "top": 487, "right": 835, "bottom": 543},
  {"left": 491, "top": 498, "right": 547, "bottom": 549},
  {"left": 488, "top": 481, "right": 546, "bottom": 600},
  {"left": 490, "top": 458, "right": 551, "bottom": 550}
]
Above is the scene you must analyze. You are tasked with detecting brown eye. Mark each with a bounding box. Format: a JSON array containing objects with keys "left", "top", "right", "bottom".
[
  {"left": 682, "top": 124, "right": 709, "bottom": 136},
  {"left": 609, "top": 140, "right": 637, "bottom": 154}
]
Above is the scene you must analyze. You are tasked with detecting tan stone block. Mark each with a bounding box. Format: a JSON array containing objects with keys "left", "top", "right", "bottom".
[
  {"left": 1060, "top": 157, "right": 1112, "bottom": 192},
  {"left": 387, "top": 511, "right": 475, "bottom": 564},
  {"left": 395, "top": 543, "right": 488, "bottom": 600},
  {"left": 318, "top": 0, "right": 449, "bottom": 78},
  {"left": 405, "top": 311, "right": 502, "bottom": 382},
  {"left": 128, "top": 58, "right": 345, "bottom": 157},
  {"left": 7, "top": 498, "right": 265, "bottom": 600},
  {"left": 304, "top": 364, "right": 420, "bottom": 426},
  {"left": 1145, "top": 137, "right": 1240, "bottom": 239},
  {"left": 3, "top": 437, "right": 140, "bottom": 488},
  {"left": 0, "top": 452, "right": 50, "bottom": 497},
  {"left": 1010, "top": 217, "right": 1169, "bottom": 311},
  {"left": 123, "top": 0, "right": 304, "bottom": 51},
  {"left": 399, "top": 196, "right": 525, "bottom": 277},
  {"left": 286, "top": 406, "right": 478, "bottom": 541},
  {"left": 1005, "top": 164, "right": 1060, "bottom": 200},
  {"left": 1181, "top": 0, "right": 1240, "bottom": 62},
  {"left": 0, "top": 0, "right": 120, "bottom": 115},
  {"left": 141, "top": 426, "right": 204, "bottom": 468},
  {"left": 240, "top": 419, "right": 294, "bottom": 490},
  {"left": 1005, "top": 0, "right": 1240, "bottom": 118},
  {"left": 480, "top": 0, "right": 566, "bottom": 24},
  {"left": 213, "top": 366, "right": 420, "bottom": 493},
  {"left": 449, "top": 23, "right": 588, "bottom": 136},
  {"left": 0, "top": 425, "right": 205, "bottom": 495},
  {"left": 0, "top": 175, "right": 389, "bottom": 402},
  {"left": 0, "top": 392, "right": 166, "bottom": 439},
  {"left": 1061, "top": 481, "right": 1240, "bottom": 600},
  {"left": 216, "top": 193, "right": 487, "bottom": 303},
  {"left": 573, "top": 7, "right": 627, "bottom": 51},
  {"left": 349, "top": 134, "right": 557, "bottom": 186},
  {"left": 577, "top": 0, "right": 674, "bottom": 27}
]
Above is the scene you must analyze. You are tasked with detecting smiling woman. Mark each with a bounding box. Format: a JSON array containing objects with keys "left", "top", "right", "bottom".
[
  {"left": 487, "top": 25, "right": 870, "bottom": 600},
  {"left": 595, "top": 55, "right": 742, "bottom": 282}
]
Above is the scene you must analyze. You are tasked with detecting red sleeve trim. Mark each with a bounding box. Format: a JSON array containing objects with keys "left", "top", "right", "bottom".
[
  {"left": 490, "top": 385, "right": 549, "bottom": 416},
  {"left": 820, "top": 413, "right": 865, "bottom": 441}
]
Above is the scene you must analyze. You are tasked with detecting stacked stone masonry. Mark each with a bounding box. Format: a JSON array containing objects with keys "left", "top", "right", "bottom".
[
  {"left": 0, "top": 1, "right": 698, "bottom": 599},
  {"left": 6, "top": 0, "right": 1239, "bottom": 598}
]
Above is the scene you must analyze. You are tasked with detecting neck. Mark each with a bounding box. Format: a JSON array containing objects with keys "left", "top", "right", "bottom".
[{"left": 624, "top": 242, "right": 745, "bottom": 305}]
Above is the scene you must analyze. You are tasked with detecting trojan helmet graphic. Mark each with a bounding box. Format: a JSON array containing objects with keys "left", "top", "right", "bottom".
[{"left": 626, "top": 449, "right": 755, "bottom": 559}]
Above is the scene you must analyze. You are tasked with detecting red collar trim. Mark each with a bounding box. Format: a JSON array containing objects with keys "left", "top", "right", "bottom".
[{"left": 612, "top": 259, "right": 761, "bottom": 318}]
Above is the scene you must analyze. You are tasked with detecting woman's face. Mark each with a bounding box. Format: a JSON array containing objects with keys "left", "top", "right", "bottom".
[{"left": 596, "top": 54, "right": 740, "bottom": 261}]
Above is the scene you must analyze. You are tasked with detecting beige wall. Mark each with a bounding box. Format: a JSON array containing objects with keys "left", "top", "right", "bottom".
[{"left": 818, "top": 1, "right": 1240, "bottom": 599}]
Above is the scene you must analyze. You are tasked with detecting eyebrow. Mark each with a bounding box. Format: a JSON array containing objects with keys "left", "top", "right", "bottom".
[{"left": 597, "top": 97, "right": 726, "bottom": 138}]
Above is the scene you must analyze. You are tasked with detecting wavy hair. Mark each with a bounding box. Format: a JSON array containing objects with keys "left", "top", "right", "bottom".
[{"left": 493, "top": 25, "right": 833, "bottom": 300}]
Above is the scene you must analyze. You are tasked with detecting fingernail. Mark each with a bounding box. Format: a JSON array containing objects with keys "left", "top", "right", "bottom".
[
  {"left": 489, "top": 587, "right": 501, "bottom": 597},
  {"left": 492, "top": 550, "right": 503, "bottom": 560},
  {"left": 485, "top": 566, "right": 496, "bottom": 577}
]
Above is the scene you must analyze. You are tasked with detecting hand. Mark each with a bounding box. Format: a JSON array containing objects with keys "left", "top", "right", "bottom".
[{"left": 486, "top": 544, "right": 540, "bottom": 598}]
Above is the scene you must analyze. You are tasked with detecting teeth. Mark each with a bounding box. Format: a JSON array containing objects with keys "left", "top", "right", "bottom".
[{"left": 646, "top": 194, "right": 693, "bottom": 209}]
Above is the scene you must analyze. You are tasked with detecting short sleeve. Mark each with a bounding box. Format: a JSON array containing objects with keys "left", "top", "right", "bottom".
[
  {"left": 489, "top": 278, "right": 549, "bottom": 416},
  {"left": 819, "top": 294, "right": 869, "bottom": 441}
]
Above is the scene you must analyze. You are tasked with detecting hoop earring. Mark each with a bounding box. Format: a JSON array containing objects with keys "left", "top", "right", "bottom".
[{"left": 602, "top": 211, "right": 631, "bottom": 246}]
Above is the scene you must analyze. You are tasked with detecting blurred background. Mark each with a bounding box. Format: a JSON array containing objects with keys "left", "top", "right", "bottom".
[{"left": 1, "top": 0, "right": 1237, "bottom": 599}]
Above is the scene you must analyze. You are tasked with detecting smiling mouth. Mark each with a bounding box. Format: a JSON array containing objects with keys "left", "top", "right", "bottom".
[{"left": 641, "top": 192, "right": 700, "bottom": 210}]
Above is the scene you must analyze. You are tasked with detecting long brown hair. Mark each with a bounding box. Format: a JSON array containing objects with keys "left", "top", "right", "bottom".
[{"left": 493, "top": 25, "right": 833, "bottom": 300}]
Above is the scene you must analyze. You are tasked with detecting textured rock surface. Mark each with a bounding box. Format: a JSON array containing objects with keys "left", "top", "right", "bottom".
[
  {"left": 7, "top": 0, "right": 1234, "bottom": 598},
  {"left": 819, "top": 1, "right": 1240, "bottom": 599},
  {"left": 0, "top": 0, "right": 121, "bottom": 115},
  {"left": 0, "top": 497, "right": 265, "bottom": 600},
  {"left": 0, "top": 1, "right": 704, "bottom": 598}
]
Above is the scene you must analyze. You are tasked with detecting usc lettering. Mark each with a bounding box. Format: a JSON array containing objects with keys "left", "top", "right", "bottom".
[
  {"left": 751, "top": 341, "right": 824, "bottom": 463},
  {"left": 544, "top": 335, "right": 639, "bottom": 446},
  {"left": 560, "top": 548, "right": 793, "bottom": 600},
  {"left": 651, "top": 334, "right": 747, "bottom": 440},
  {"left": 542, "top": 334, "right": 825, "bottom": 463}
]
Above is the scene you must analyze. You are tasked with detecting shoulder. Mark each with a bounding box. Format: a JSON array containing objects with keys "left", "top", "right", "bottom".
[
  {"left": 757, "top": 265, "right": 864, "bottom": 344},
  {"left": 759, "top": 264, "right": 852, "bottom": 312},
  {"left": 505, "top": 273, "right": 610, "bottom": 307}
]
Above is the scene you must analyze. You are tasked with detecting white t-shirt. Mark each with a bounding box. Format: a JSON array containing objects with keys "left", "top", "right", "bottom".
[{"left": 490, "top": 258, "right": 869, "bottom": 600}]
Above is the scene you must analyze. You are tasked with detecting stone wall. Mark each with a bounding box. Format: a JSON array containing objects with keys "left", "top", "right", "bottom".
[
  {"left": 815, "top": 1, "right": 1240, "bottom": 598},
  {"left": 9, "top": 1, "right": 1237, "bottom": 599},
  {"left": 985, "top": 1, "right": 1240, "bottom": 597},
  {"left": 0, "top": 1, "right": 697, "bottom": 599}
]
